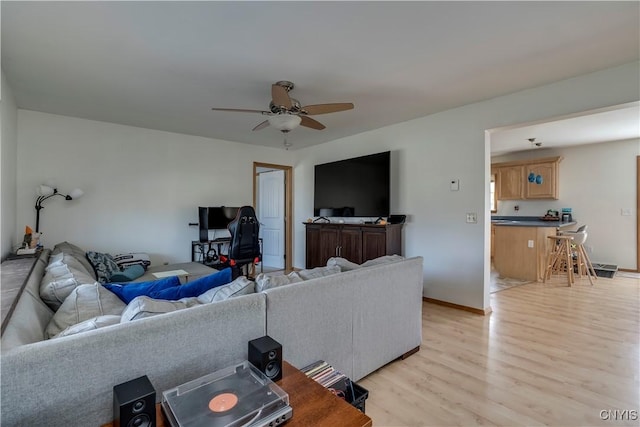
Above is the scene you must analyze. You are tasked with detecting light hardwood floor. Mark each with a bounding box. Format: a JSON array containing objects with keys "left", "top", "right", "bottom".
[{"left": 359, "top": 275, "right": 640, "bottom": 426}]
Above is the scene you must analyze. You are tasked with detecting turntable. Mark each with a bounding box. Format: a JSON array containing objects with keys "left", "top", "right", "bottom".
[{"left": 162, "top": 361, "right": 292, "bottom": 427}]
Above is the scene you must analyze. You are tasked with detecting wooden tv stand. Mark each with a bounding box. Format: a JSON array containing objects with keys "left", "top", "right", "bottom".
[
  {"left": 305, "top": 222, "right": 403, "bottom": 268},
  {"left": 102, "top": 361, "right": 371, "bottom": 427}
]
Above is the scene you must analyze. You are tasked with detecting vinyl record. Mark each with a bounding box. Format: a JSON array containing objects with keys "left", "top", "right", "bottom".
[{"left": 168, "top": 375, "right": 272, "bottom": 426}]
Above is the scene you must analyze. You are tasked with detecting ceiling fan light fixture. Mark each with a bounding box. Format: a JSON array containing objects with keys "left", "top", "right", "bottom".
[{"left": 268, "top": 114, "right": 302, "bottom": 131}]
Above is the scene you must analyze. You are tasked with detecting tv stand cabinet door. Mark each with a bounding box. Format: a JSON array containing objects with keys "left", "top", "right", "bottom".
[
  {"left": 305, "top": 224, "right": 340, "bottom": 268},
  {"left": 361, "top": 228, "right": 388, "bottom": 262},
  {"left": 339, "top": 227, "right": 363, "bottom": 264}
]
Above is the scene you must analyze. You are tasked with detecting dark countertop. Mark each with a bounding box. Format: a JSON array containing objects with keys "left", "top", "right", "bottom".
[{"left": 491, "top": 216, "right": 577, "bottom": 228}]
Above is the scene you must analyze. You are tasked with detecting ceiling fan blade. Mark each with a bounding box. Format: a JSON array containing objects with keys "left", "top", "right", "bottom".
[
  {"left": 302, "top": 103, "right": 354, "bottom": 115},
  {"left": 252, "top": 120, "right": 270, "bottom": 131},
  {"left": 300, "top": 116, "right": 326, "bottom": 130},
  {"left": 211, "top": 108, "right": 267, "bottom": 114},
  {"left": 272, "top": 84, "right": 292, "bottom": 109}
]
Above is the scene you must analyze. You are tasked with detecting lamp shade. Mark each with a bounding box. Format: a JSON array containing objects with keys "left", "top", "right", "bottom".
[
  {"left": 268, "top": 114, "right": 302, "bottom": 131},
  {"left": 68, "top": 188, "right": 84, "bottom": 199},
  {"left": 37, "top": 185, "right": 55, "bottom": 196}
]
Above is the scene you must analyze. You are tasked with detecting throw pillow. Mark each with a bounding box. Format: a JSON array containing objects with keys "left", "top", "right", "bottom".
[
  {"left": 86, "top": 251, "right": 121, "bottom": 283},
  {"left": 360, "top": 254, "right": 405, "bottom": 268},
  {"left": 112, "top": 252, "right": 151, "bottom": 270},
  {"left": 53, "top": 315, "right": 121, "bottom": 339},
  {"left": 120, "top": 296, "right": 201, "bottom": 322},
  {"left": 51, "top": 241, "right": 96, "bottom": 279},
  {"left": 103, "top": 276, "right": 181, "bottom": 304},
  {"left": 197, "top": 276, "right": 255, "bottom": 303},
  {"left": 108, "top": 265, "right": 145, "bottom": 282},
  {"left": 297, "top": 265, "right": 341, "bottom": 281},
  {"left": 150, "top": 268, "right": 232, "bottom": 300},
  {"left": 40, "top": 261, "right": 99, "bottom": 311},
  {"left": 45, "top": 283, "right": 126, "bottom": 339},
  {"left": 255, "top": 272, "right": 303, "bottom": 292},
  {"left": 326, "top": 257, "right": 361, "bottom": 271}
]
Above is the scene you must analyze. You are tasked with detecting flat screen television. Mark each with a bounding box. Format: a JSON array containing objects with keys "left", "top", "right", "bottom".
[
  {"left": 314, "top": 151, "right": 390, "bottom": 217},
  {"left": 198, "top": 206, "right": 239, "bottom": 241}
]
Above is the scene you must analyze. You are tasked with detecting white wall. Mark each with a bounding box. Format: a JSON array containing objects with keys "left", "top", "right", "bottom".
[
  {"left": 16, "top": 111, "right": 294, "bottom": 264},
  {"left": 493, "top": 139, "right": 639, "bottom": 269},
  {"left": 293, "top": 61, "right": 640, "bottom": 310},
  {"left": 1, "top": 69, "right": 19, "bottom": 259},
  {"left": 10, "top": 61, "right": 640, "bottom": 311}
]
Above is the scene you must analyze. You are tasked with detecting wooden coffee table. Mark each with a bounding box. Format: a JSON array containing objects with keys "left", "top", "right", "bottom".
[{"left": 103, "top": 361, "right": 371, "bottom": 427}]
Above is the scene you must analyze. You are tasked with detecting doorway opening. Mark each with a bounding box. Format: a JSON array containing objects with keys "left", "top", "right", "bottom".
[{"left": 253, "top": 162, "right": 293, "bottom": 273}]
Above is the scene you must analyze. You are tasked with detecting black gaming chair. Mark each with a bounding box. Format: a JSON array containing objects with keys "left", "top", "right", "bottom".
[{"left": 225, "top": 206, "right": 261, "bottom": 278}]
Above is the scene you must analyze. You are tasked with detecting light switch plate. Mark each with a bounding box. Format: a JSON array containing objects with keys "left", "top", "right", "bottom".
[
  {"left": 450, "top": 179, "right": 459, "bottom": 191},
  {"left": 466, "top": 212, "right": 477, "bottom": 223},
  {"left": 621, "top": 208, "right": 632, "bottom": 216}
]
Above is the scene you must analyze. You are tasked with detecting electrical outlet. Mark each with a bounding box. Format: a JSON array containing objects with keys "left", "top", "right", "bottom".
[
  {"left": 466, "top": 213, "right": 477, "bottom": 223},
  {"left": 527, "top": 240, "right": 534, "bottom": 248},
  {"left": 621, "top": 208, "right": 632, "bottom": 216}
]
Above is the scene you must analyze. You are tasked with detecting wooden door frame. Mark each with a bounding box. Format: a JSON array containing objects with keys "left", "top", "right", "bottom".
[
  {"left": 637, "top": 156, "right": 639, "bottom": 272},
  {"left": 253, "top": 162, "right": 293, "bottom": 272}
]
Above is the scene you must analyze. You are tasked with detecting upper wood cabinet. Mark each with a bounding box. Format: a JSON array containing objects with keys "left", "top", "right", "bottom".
[
  {"left": 524, "top": 161, "right": 559, "bottom": 199},
  {"left": 493, "top": 156, "right": 562, "bottom": 200},
  {"left": 496, "top": 165, "right": 524, "bottom": 200}
]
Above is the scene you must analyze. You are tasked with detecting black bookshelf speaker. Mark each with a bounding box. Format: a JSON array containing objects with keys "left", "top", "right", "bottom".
[
  {"left": 248, "top": 335, "right": 283, "bottom": 382},
  {"left": 113, "top": 375, "right": 156, "bottom": 427}
]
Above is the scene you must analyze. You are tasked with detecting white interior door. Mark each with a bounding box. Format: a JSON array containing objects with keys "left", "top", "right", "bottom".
[{"left": 258, "top": 170, "right": 285, "bottom": 269}]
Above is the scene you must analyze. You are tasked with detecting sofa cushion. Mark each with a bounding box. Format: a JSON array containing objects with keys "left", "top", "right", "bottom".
[
  {"left": 40, "top": 256, "right": 100, "bottom": 311},
  {"left": 86, "top": 251, "right": 121, "bottom": 283},
  {"left": 103, "top": 276, "right": 181, "bottom": 304},
  {"left": 108, "top": 265, "right": 145, "bottom": 282},
  {"left": 297, "top": 265, "right": 341, "bottom": 280},
  {"left": 360, "top": 254, "right": 405, "bottom": 268},
  {"left": 326, "top": 257, "right": 362, "bottom": 271},
  {"left": 51, "top": 241, "right": 96, "bottom": 279},
  {"left": 53, "top": 315, "right": 121, "bottom": 338},
  {"left": 45, "top": 283, "right": 126, "bottom": 338},
  {"left": 151, "top": 268, "right": 233, "bottom": 300},
  {"left": 197, "top": 276, "right": 255, "bottom": 303},
  {"left": 255, "top": 271, "right": 303, "bottom": 292},
  {"left": 120, "top": 296, "right": 201, "bottom": 322}
]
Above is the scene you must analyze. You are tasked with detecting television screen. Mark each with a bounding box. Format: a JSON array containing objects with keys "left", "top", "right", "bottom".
[
  {"left": 199, "top": 206, "right": 239, "bottom": 230},
  {"left": 314, "top": 151, "right": 390, "bottom": 217}
]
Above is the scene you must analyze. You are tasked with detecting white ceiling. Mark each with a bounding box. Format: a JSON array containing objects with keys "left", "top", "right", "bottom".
[{"left": 2, "top": 1, "right": 639, "bottom": 151}]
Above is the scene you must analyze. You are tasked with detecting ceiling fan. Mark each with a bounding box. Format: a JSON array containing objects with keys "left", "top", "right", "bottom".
[{"left": 211, "top": 80, "right": 354, "bottom": 133}]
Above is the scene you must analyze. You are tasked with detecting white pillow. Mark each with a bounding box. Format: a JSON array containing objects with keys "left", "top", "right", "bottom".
[
  {"left": 360, "top": 254, "right": 405, "bottom": 268},
  {"left": 198, "top": 276, "right": 256, "bottom": 302},
  {"left": 45, "top": 283, "right": 126, "bottom": 338},
  {"left": 297, "top": 265, "right": 341, "bottom": 280},
  {"left": 255, "top": 272, "right": 302, "bottom": 292},
  {"left": 53, "top": 315, "right": 121, "bottom": 338},
  {"left": 326, "top": 257, "right": 361, "bottom": 271},
  {"left": 121, "top": 296, "right": 200, "bottom": 322},
  {"left": 40, "top": 264, "right": 99, "bottom": 311}
]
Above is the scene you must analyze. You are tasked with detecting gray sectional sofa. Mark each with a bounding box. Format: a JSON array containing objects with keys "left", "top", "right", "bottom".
[{"left": 0, "top": 244, "right": 423, "bottom": 427}]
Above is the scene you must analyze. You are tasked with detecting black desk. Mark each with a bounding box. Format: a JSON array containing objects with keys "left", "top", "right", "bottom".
[{"left": 191, "top": 238, "right": 263, "bottom": 274}]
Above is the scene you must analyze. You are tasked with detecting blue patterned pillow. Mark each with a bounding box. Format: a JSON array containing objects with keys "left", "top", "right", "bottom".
[{"left": 86, "top": 251, "right": 121, "bottom": 284}]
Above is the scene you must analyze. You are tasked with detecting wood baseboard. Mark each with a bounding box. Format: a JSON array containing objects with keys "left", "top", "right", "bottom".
[
  {"left": 423, "top": 297, "right": 492, "bottom": 315},
  {"left": 619, "top": 268, "right": 640, "bottom": 273},
  {"left": 400, "top": 346, "right": 420, "bottom": 360}
]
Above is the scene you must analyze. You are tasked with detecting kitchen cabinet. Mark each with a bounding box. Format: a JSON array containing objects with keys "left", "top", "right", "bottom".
[
  {"left": 305, "top": 223, "right": 403, "bottom": 268},
  {"left": 497, "top": 165, "right": 524, "bottom": 199},
  {"left": 493, "top": 156, "right": 562, "bottom": 200},
  {"left": 524, "top": 161, "right": 559, "bottom": 199}
]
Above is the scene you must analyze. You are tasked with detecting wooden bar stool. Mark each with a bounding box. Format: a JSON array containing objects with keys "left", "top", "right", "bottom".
[
  {"left": 566, "top": 231, "right": 597, "bottom": 285},
  {"left": 544, "top": 235, "right": 574, "bottom": 286}
]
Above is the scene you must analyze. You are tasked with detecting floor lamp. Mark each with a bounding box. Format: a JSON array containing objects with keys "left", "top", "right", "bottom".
[{"left": 35, "top": 184, "right": 84, "bottom": 233}]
